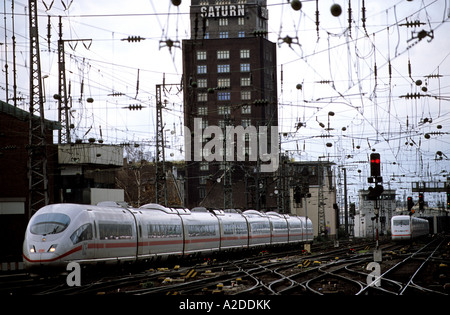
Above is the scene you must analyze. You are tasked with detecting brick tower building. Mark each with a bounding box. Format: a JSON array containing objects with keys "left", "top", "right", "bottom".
[{"left": 183, "top": 0, "right": 278, "bottom": 209}]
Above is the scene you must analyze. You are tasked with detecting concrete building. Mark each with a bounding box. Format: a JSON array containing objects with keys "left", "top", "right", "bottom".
[
  {"left": 58, "top": 143, "right": 124, "bottom": 204},
  {"left": 354, "top": 189, "right": 396, "bottom": 238},
  {"left": 288, "top": 161, "right": 338, "bottom": 238}
]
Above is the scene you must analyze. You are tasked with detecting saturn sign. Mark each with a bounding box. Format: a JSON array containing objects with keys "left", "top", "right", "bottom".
[{"left": 200, "top": 5, "right": 245, "bottom": 18}]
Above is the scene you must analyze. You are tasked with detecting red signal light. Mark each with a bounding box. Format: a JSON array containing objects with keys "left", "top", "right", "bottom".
[{"left": 370, "top": 153, "right": 381, "bottom": 177}]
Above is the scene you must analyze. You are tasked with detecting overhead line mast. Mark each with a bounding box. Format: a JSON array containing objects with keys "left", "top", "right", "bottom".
[{"left": 27, "top": 0, "right": 49, "bottom": 218}]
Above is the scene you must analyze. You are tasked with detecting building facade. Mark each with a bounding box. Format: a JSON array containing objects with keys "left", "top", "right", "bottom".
[
  {"left": 288, "top": 161, "right": 338, "bottom": 238},
  {"left": 0, "top": 100, "right": 58, "bottom": 261},
  {"left": 183, "top": 0, "right": 278, "bottom": 209}
]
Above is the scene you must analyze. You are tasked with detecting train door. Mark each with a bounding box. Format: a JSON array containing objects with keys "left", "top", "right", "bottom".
[
  {"left": 86, "top": 210, "right": 97, "bottom": 259},
  {"left": 70, "top": 210, "right": 97, "bottom": 260}
]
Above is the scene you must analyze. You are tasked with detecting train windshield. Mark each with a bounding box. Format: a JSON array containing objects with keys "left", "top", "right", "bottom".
[
  {"left": 30, "top": 213, "right": 71, "bottom": 235},
  {"left": 393, "top": 219, "right": 410, "bottom": 227}
]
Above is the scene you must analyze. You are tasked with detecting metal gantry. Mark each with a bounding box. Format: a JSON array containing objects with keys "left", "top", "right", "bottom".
[
  {"left": 27, "top": 0, "right": 49, "bottom": 218},
  {"left": 57, "top": 16, "right": 71, "bottom": 144}
]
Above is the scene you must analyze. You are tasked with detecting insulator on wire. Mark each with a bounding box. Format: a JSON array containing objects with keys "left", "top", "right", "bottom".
[
  {"left": 122, "top": 36, "right": 145, "bottom": 42},
  {"left": 124, "top": 104, "right": 145, "bottom": 110},
  {"left": 399, "top": 19, "right": 425, "bottom": 28},
  {"left": 399, "top": 93, "right": 428, "bottom": 99}
]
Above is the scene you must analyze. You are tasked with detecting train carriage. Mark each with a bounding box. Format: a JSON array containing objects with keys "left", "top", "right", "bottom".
[
  {"left": 391, "top": 215, "right": 429, "bottom": 241},
  {"left": 213, "top": 210, "right": 249, "bottom": 251},
  {"left": 92, "top": 206, "right": 138, "bottom": 263},
  {"left": 137, "top": 204, "right": 184, "bottom": 260},
  {"left": 284, "top": 214, "right": 303, "bottom": 243},
  {"left": 182, "top": 208, "right": 221, "bottom": 255},
  {"left": 266, "top": 212, "right": 289, "bottom": 244},
  {"left": 243, "top": 210, "right": 271, "bottom": 247}
]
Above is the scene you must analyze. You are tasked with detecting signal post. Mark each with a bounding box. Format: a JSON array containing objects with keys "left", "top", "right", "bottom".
[{"left": 367, "top": 153, "right": 383, "bottom": 260}]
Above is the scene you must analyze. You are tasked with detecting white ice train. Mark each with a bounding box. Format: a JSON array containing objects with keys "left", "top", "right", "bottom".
[
  {"left": 391, "top": 215, "right": 429, "bottom": 241},
  {"left": 23, "top": 203, "right": 313, "bottom": 271}
]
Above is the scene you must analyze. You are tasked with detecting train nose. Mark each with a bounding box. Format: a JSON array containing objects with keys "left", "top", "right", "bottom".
[
  {"left": 28, "top": 243, "right": 58, "bottom": 254},
  {"left": 24, "top": 243, "right": 59, "bottom": 263}
]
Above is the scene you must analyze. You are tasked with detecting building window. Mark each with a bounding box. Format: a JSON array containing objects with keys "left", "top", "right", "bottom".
[
  {"left": 241, "top": 77, "right": 251, "bottom": 86},
  {"left": 240, "top": 63, "right": 250, "bottom": 72},
  {"left": 217, "top": 50, "right": 229, "bottom": 59},
  {"left": 217, "top": 92, "right": 230, "bottom": 101},
  {"left": 197, "top": 106, "right": 208, "bottom": 115},
  {"left": 198, "top": 93, "right": 208, "bottom": 102},
  {"left": 197, "top": 65, "right": 207, "bottom": 74},
  {"left": 217, "top": 64, "right": 230, "bottom": 73},
  {"left": 217, "top": 78, "right": 230, "bottom": 87},
  {"left": 238, "top": 17, "right": 245, "bottom": 25},
  {"left": 219, "top": 31, "right": 229, "bottom": 38},
  {"left": 219, "top": 18, "right": 228, "bottom": 26},
  {"left": 238, "top": 31, "right": 245, "bottom": 38},
  {"left": 242, "top": 105, "right": 251, "bottom": 114},
  {"left": 197, "top": 51, "right": 207, "bottom": 60},
  {"left": 218, "top": 106, "right": 230, "bottom": 115},
  {"left": 240, "top": 49, "right": 250, "bottom": 58},
  {"left": 197, "top": 78, "right": 207, "bottom": 88},
  {"left": 201, "top": 119, "right": 208, "bottom": 129},
  {"left": 242, "top": 118, "right": 251, "bottom": 127},
  {"left": 198, "top": 176, "right": 208, "bottom": 185},
  {"left": 199, "top": 187, "right": 206, "bottom": 199},
  {"left": 200, "top": 162, "right": 209, "bottom": 171},
  {"left": 241, "top": 90, "right": 251, "bottom": 100}
]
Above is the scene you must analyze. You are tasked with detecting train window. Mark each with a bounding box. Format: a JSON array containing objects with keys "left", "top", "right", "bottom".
[
  {"left": 148, "top": 224, "right": 182, "bottom": 238},
  {"left": 393, "top": 219, "right": 410, "bottom": 226},
  {"left": 30, "top": 213, "right": 71, "bottom": 235},
  {"left": 70, "top": 223, "right": 93, "bottom": 244},
  {"left": 250, "top": 222, "right": 270, "bottom": 234},
  {"left": 187, "top": 224, "right": 216, "bottom": 237},
  {"left": 223, "top": 223, "right": 248, "bottom": 235},
  {"left": 223, "top": 224, "right": 234, "bottom": 235},
  {"left": 99, "top": 223, "right": 133, "bottom": 240}
]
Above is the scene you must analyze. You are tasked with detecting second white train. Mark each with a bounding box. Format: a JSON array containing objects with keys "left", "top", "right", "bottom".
[{"left": 391, "top": 215, "right": 429, "bottom": 241}]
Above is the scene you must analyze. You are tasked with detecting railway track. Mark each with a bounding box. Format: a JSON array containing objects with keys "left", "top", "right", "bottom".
[{"left": 2, "top": 236, "right": 448, "bottom": 295}]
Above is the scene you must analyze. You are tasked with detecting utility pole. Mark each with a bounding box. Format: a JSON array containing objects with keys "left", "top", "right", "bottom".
[
  {"left": 27, "top": 0, "right": 49, "bottom": 218},
  {"left": 155, "top": 83, "right": 167, "bottom": 206},
  {"left": 317, "top": 161, "right": 326, "bottom": 236},
  {"left": 343, "top": 167, "right": 348, "bottom": 235},
  {"left": 155, "top": 77, "right": 182, "bottom": 206},
  {"left": 57, "top": 16, "right": 70, "bottom": 144},
  {"left": 223, "top": 114, "right": 233, "bottom": 210},
  {"left": 56, "top": 16, "right": 91, "bottom": 144}
]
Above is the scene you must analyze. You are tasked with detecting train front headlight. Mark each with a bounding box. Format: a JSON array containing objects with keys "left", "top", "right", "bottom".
[
  {"left": 30, "top": 245, "right": 36, "bottom": 253},
  {"left": 48, "top": 244, "right": 58, "bottom": 253}
]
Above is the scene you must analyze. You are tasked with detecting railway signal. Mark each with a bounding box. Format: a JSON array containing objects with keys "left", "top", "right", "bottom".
[
  {"left": 368, "top": 153, "right": 382, "bottom": 183},
  {"left": 367, "top": 184, "right": 384, "bottom": 200},
  {"left": 407, "top": 196, "right": 414, "bottom": 212},
  {"left": 370, "top": 153, "right": 381, "bottom": 178},
  {"left": 418, "top": 193, "right": 424, "bottom": 211}
]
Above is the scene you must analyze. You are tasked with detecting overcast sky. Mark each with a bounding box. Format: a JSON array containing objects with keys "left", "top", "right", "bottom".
[{"left": 1, "top": 0, "right": 449, "bottom": 205}]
